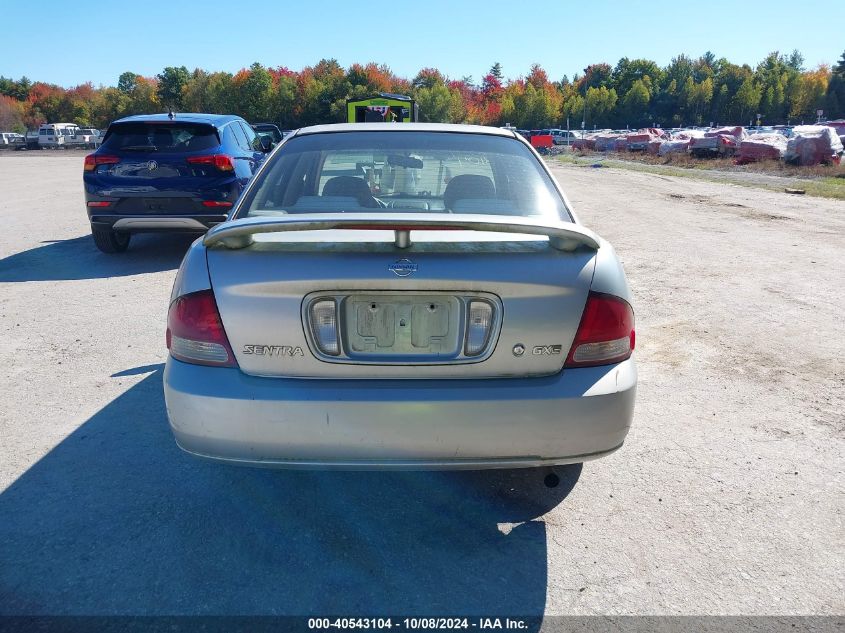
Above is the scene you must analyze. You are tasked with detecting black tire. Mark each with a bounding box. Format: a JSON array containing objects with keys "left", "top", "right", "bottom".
[{"left": 92, "top": 228, "right": 130, "bottom": 253}]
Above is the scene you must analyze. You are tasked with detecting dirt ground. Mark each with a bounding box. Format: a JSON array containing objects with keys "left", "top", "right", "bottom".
[{"left": 0, "top": 153, "right": 842, "bottom": 619}]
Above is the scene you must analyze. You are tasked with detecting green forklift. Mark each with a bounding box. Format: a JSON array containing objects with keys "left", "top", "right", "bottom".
[{"left": 347, "top": 93, "right": 419, "bottom": 123}]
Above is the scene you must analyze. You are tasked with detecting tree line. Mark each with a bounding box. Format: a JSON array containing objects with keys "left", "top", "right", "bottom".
[{"left": 1, "top": 50, "right": 844, "bottom": 133}]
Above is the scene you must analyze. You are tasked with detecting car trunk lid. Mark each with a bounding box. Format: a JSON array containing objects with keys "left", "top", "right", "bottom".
[{"left": 205, "top": 216, "right": 599, "bottom": 379}]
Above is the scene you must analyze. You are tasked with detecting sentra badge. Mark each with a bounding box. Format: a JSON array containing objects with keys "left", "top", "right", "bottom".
[{"left": 243, "top": 345, "right": 304, "bottom": 357}]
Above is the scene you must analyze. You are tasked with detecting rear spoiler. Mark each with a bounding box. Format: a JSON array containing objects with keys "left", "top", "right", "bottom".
[{"left": 203, "top": 213, "right": 601, "bottom": 252}]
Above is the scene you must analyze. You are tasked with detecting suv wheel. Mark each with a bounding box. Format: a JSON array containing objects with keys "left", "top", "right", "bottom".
[{"left": 92, "top": 227, "right": 131, "bottom": 253}]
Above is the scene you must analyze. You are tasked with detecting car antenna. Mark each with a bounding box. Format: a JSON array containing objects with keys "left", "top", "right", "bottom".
[{"left": 168, "top": 108, "right": 175, "bottom": 120}]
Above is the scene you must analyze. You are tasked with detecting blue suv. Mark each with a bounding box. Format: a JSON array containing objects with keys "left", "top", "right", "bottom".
[{"left": 83, "top": 113, "right": 271, "bottom": 253}]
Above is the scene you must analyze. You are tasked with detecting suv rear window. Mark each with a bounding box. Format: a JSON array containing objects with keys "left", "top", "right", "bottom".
[{"left": 101, "top": 122, "right": 219, "bottom": 153}]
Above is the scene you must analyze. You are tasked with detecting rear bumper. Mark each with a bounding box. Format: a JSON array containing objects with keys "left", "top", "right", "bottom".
[
  {"left": 163, "top": 358, "right": 637, "bottom": 470},
  {"left": 89, "top": 214, "right": 228, "bottom": 232},
  {"left": 84, "top": 178, "right": 240, "bottom": 232}
]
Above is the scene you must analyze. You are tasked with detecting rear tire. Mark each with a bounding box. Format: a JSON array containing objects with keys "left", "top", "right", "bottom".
[{"left": 92, "top": 228, "right": 130, "bottom": 253}]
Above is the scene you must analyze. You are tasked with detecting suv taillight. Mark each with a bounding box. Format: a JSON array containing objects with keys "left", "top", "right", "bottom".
[
  {"left": 186, "top": 154, "right": 235, "bottom": 171},
  {"left": 83, "top": 154, "right": 120, "bottom": 171},
  {"left": 166, "top": 290, "right": 236, "bottom": 367},
  {"left": 564, "top": 292, "right": 635, "bottom": 368}
]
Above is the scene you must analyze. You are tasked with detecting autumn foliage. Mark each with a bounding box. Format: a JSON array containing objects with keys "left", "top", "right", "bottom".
[{"left": 1, "top": 50, "right": 843, "bottom": 133}]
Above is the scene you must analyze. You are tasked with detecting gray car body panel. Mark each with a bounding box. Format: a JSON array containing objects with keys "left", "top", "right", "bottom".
[
  {"left": 206, "top": 238, "right": 596, "bottom": 378},
  {"left": 164, "top": 357, "right": 636, "bottom": 469},
  {"left": 169, "top": 237, "right": 212, "bottom": 303},
  {"left": 589, "top": 238, "right": 632, "bottom": 302}
]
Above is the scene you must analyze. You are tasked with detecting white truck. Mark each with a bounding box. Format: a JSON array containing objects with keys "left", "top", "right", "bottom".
[
  {"left": 74, "top": 128, "right": 103, "bottom": 148},
  {"left": 37, "top": 123, "right": 80, "bottom": 149},
  {"left": 35, "top": 123, "right": 103, "bottom": 149}
]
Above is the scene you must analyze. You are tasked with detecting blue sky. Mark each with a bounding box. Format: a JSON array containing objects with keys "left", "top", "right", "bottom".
[{"left": 1, "top": 0, "right": 843, "bottom": 87}]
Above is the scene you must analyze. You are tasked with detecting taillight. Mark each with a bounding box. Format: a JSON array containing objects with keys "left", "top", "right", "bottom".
[
  {"left": 83, "top": 154, "right": 120, "bottom": 171},
  {"left": 87, "top": 201, "right": 112, "bottom": 207},
  {"left": 564, "top": 292, "right": 635, "bottom": 368},
  {"left": 166, "top": 290, "right": 236, "bottom": 367},
  {"left": 201, "top": 200, "right": 233, "bottom": 208},
  {"left": 186, "top": 154, "right": 235, "bottom": 171}
]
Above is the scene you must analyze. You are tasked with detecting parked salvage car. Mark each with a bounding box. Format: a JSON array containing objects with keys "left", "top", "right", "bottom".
[
  {"left": 83, "top": 113, "right": 272, "bottom": 253},
  {"left": 76, "top": 127, "right": 104, "bottom": 148},
  {"left": 14, "top": 130, "right": 40, "bottom": 150},
  {"left": 251, "top": 122, "right": 284, "bottom": 146},
  {"left": 163, "top": 123, "right": 637, "bottom": 471},
  {"left": 689, "top": 126, "right": 746, "bottom": 158},
  {"left": 0, "top": 132, "right": 24, "bottom": 148},
  {"left": 544, "top": 129, "right": 580, "bottom": 145}
]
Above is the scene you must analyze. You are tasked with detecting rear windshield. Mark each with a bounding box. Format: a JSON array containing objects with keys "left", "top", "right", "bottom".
[
  {"left": 239, "top": 131, "right": 569, "bottom": 220},
  {"left": 101, "top": 122, "right": 219, "bottom": 153}
]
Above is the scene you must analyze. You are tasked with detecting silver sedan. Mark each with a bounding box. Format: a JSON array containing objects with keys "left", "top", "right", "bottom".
[{"left": 163, "top": 123, "right": 636, "bottom": 470}]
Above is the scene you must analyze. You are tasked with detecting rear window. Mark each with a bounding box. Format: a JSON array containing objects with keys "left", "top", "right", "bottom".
[
  {"left": 239, "top": 131, "right": 569, "bottom": 221},
  {"left": 101, "top": 122, "right": 219, "bottom": 153}
]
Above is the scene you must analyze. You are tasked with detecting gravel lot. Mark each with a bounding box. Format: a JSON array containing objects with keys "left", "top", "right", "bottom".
[{"left": 0, "top": 153, "right": 842, "bottom": 618}]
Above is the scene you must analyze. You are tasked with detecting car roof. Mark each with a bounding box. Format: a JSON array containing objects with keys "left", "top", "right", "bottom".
[
  {"left": 112, "top": 113, "right": 243, "bottom": 126},
  {"left": 294, "top": 122, "right": 517, "bottom": 138}
]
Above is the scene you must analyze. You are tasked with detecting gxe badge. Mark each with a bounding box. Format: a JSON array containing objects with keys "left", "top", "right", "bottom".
[{"left": 388, "top": 258, "right": 418, "bottom": 277}]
